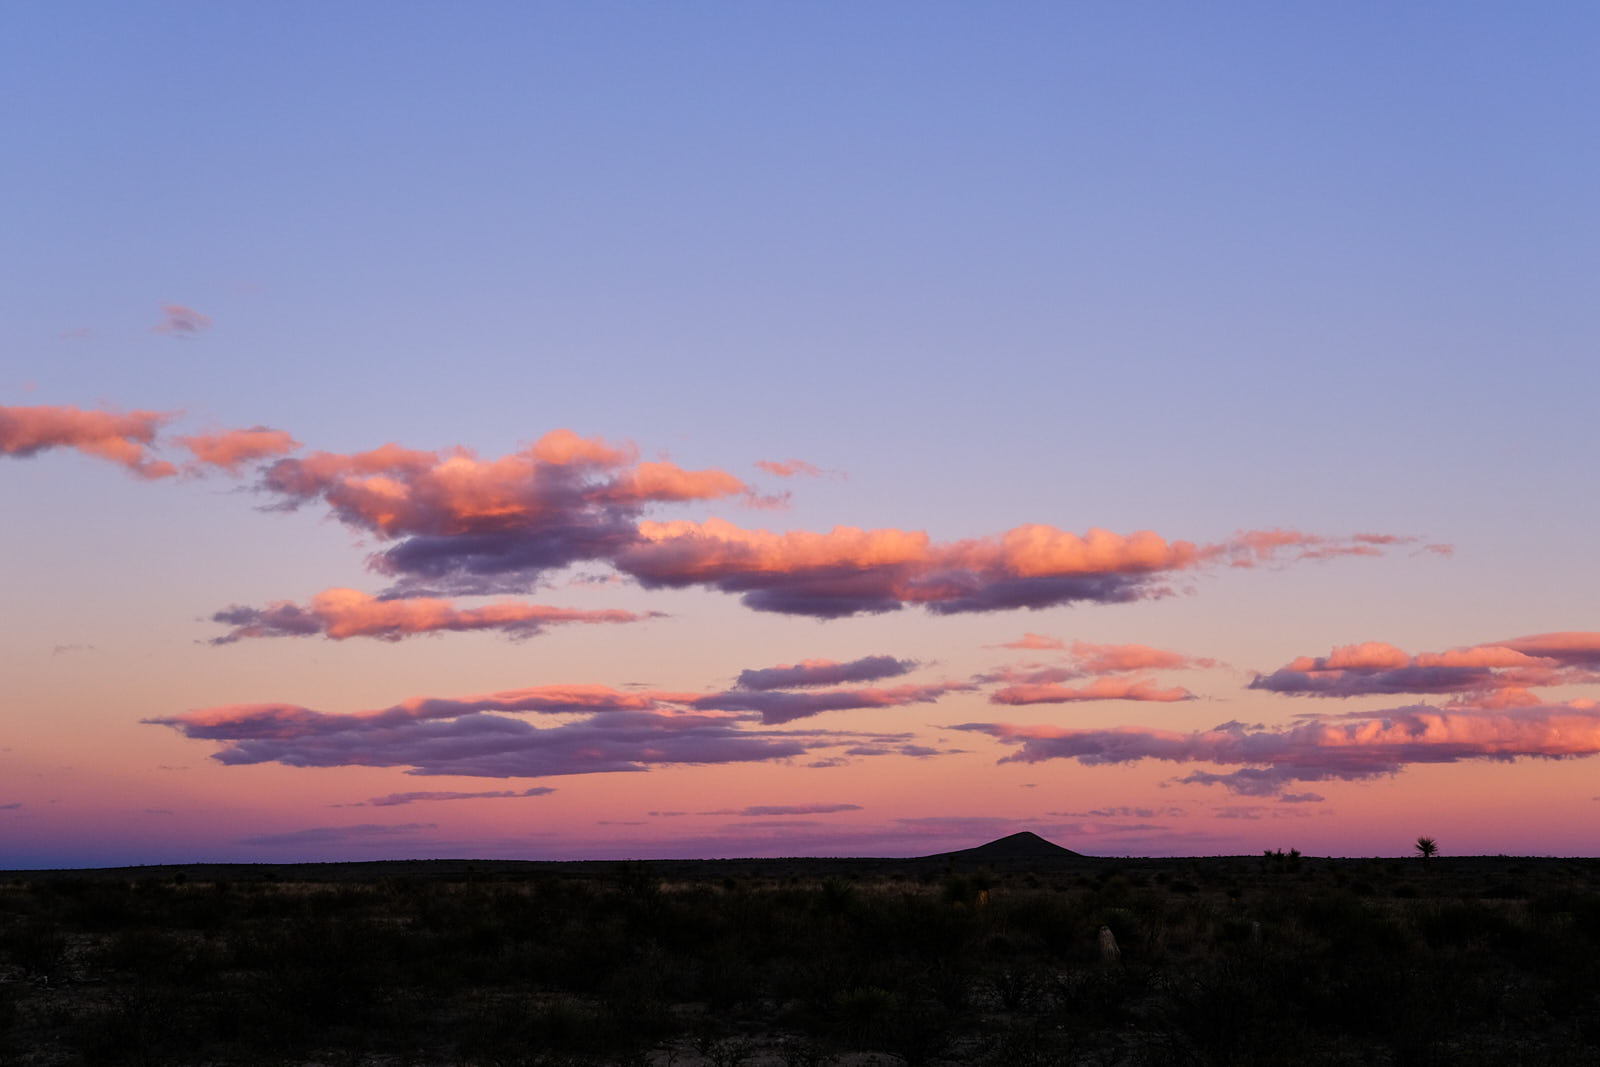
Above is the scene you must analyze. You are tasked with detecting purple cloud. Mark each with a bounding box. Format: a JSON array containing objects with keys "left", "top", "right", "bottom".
[
  {"left": 735, "top": 655, "right": 916, "bottom": 691},
  {"left": 363, "top": 787, "right": 556, "bottom": 806},
  {"left": 953, "top": 702, "right": 1600, "bottom": 794},
  {"left": 148, "top": 683, "right": 941, "bottom": 779},
  {"left": 694, "top": 681, "right": 972, "bottom": 725},
  {"left": 239, "top": 822, "right": 436, "bottom": 846}
]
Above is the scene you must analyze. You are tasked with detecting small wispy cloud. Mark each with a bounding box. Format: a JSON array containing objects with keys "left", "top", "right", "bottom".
[
  {"left": 358, "top": 787, "right": 555, "bottom": 807},
  {"left": 699, "top": 803, "right": 862, "bottom": 817},
  {"left": 151, "top": 304, "right": 212, "bottom": 337},
  {"left": 238, "top": 822, "right": 436, "bottom": 846}
]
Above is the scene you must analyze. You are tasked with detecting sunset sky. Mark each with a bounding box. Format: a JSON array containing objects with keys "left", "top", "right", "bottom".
[{"left": 4, "top": 4, "right": 1598, "bottom": 867}]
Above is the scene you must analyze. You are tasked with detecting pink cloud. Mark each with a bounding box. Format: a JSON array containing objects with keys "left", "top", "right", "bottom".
[
  {"left": 606, "top": 461, "right": 749, "bottom": 503},
  {"left": 1251, "top": 632, "right": 1600, "bottom": 698},
  {"left": 12, "top": 398, "right": 1422, "bottom": 621},
  {"left": 617, "top": 519, "right": 1419, "bottom": 618},
  {"left": 1209, "top": 528, "right": 1431, "bottom": 567},
  {"left": 953, "top": 701, "right": 1600, "bottom": 795},
  {"left": 756, "top": 459, "right": 824, "bottom": 478},
  {"left": 178, "top": 426, "right": 301, "bottom": 473},
  {"left": 150, "top": 304, "right": 212, "bottom": 336},
  {"left": 1498, "top": 632, "right": 1600, "bottom": 666},
  {"left": 994, "top": 632, "right": 1066, "bottom": 650},
  {"left": 257, "top": 431, "right": 756, "bottom": 596},
  {"left": 0, "top": 403, "right": 177, "bottom": 478},
  {"left": 1069, "top": 640, "right": 1217, "bottom": 674},
  {"left": 209, "top": 587, "right": 657, "bottom": 643},
  {"left": 990, "top": 677, "right": 1195, "bottom": 705},
  {"left": 616, "top": 520, "right": 1198, "bottom": 617}
]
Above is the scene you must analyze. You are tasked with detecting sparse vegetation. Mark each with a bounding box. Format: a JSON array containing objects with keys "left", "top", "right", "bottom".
[
  {"left": 1417, "top": 835, "right": 1439, "bottom": 860},
  {"left": 0, "top": 852, "right": 1596, "bottom": 1064}
]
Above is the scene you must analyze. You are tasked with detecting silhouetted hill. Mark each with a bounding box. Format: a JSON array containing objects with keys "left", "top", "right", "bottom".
[{"left": 928, "top": 830, "right": 1082, "bottom": 860}]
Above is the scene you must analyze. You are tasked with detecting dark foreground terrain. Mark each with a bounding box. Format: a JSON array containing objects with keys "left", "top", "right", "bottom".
[{"left": 2, "top": 843, "right": 1598, "bottom": 1065}]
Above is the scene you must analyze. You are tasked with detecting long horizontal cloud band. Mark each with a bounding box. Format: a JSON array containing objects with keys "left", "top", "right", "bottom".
[
  {"left": 149, "top": 704, "right": 931, "bottom": 779},
  {"left": 952, "top": 702, "right": 1600, "bottom": 795},
  {"left": 146, "top": 660, "right": 980, "bottom": 775},
  {"left": 1251, "top": 634, "right": 1600, "bottom": 698},
  {"left": 3, "top": 403, "right": 1435, "bottom": 619},
  {"left": 210, "top": 588, "right": 657, "bottom": 643},
  {"left": 695, "top": 682, "right": 973, "bottom": 725}
]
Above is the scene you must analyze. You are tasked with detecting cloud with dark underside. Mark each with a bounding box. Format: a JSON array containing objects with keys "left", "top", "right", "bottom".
[
  {"left": 735, "top": 655, "right": 917, "bottom": 691},
  {"left": 257, "top": 435, "right": 1423, "bottom": 610},
  {"left": 989, "top": 677, "right": 1196, "bottom": 705},
  {"left": 0, "top": 802, "right": 22, "bottom": 811},
  {"left": 694, "top": 681, "right": 974, "bottom": 725},
  {"left": 358, "top": 787, "right": 556, "bottom": 807},
  {"left": 8, "top": 399, "right": 1431, "bottom": 618},
  {"left": 952, "top": 701, "right": 1600, "bottom": 795},
  {"left": 147, "top": 684, "right": 942, "bottom": 778},
  {"left": 255, "top": 431, "right": 755, "bottom": 597},
  {"left": 1250, "top": 634, "right": 1600, "bottom": 698},
  {"left": 209, "top": 588, "right": 658, "bottom": 643},
  {"left": 150, "top": 304, "right": 212, "bottom": 337},
  {"left": 238, "top": 822, "right": 435, "bottom": 846}
]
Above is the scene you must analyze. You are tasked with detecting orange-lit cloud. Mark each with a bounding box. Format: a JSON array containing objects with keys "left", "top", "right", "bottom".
[
  {"left": 1250, "top": 632, "right": 1600, "bottom": 697},
  {"left": 150, "top": 304, "right": 212, "bottom": 336},
  {"left": 258, "top": 432, "right": 755, "bottom": 595},
  {"left": 1213, "top": 528, "right": 1422, "bottom": 566},
  {"left": 616, "top": 520, "right": 1184, "bottom": 617},
  {"left": 756, "top": 458, "right": 824, "bottom": 478},
  {"left": 953, "top": 701, "right": 1600, "bottom": 795},
  {"left": 990, "top": 677, "right": 1195, "bottom": 705},
  {"left": 1069, "top": 641, "right": 1218, "bottom": 674},
  {"left": 994, "top": 632, "right": 1066, "bottom": 650},
  {"left": 178, "top": 426, "right": 301, "bottom": 473},
  {"left": 974, "top": 641, "right": 1215, "bottom": 694},
  {"left": 616, "top": 519, "right": 1418, "bottom": 617},
  {"left": 11, "top": 398, "right": 1425, "bottom": 620},
  {"left": 0, "top": 403, "right": 177, "bottom": 478},
  {"left": 210, "top": 588, "right": 657, "bottom": 643}
]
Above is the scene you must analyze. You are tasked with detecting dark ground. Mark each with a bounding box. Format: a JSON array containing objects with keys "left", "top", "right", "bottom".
[{"left": 2, "top": 845, "right": 1598, "bottom": 1065}]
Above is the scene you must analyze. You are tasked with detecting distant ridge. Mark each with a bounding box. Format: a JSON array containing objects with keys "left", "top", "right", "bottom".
[{"left": 927, "top": 830, "right": 1082, "bottom": 860}]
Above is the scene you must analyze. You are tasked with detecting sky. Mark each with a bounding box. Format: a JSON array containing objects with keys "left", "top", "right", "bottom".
[{"left": 3, "top": 3, "right": 1598, "bottom": 867}]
